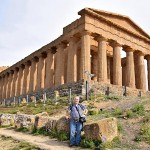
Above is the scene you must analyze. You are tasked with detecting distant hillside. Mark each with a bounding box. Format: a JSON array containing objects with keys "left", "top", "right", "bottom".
[{"left": 0, "top": 66, "right": 9, "bottom": 73}]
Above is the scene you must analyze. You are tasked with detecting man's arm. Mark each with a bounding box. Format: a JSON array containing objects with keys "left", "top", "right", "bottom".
[
  {"left": 66, "top": 106, "right": 71, "bottom": 119},
  {"left": 80, "top": 104, "right": 88, "bottom": 115}
]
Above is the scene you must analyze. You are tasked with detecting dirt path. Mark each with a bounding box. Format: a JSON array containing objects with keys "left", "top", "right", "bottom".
[{"left": 0, "top": 128, "right": 80, "bottom": 150}]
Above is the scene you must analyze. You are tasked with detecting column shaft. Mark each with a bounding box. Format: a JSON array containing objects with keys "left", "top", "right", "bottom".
[
  {"left": 147, "top": 57, "right": 150, "bottom": 91},
  {"left": 12, "top": 69, "right": 19, "bottom": 97},
  {"left": 29, "top": 59, "right": 38, "bottom": 93},
  {"left": 113, "top": 43, "right": 122, "bottom": 85},
  {"left": 36, "top": 56, "right": 45, "bottom": 91},
  {"left": 17, "top": 66, "right": 24, "bottom": 96},
  {"left": 45, "top": 51, "right": 54, "bottom": 89},
  {"left": 80, "top": 31, "right": 91, "bottom": 80},
  {"left": 91, "top": 52, "right": 97, "bottom": 81},
  {"left": 3, "top": 75, "right": 7, "bottom": 99},
  {"left": 10, "top": 72, "right": 14, "bottom": 98},
  {"left": 55, "top": 44, "right": 66, "bottom": 86},
  {"left": 67, "top": 37, "right": 77, "bottom": 83},
  {"left": 23, "top": 62, "right": 31, "bottom": 94},
  {"left": 7, "top": 73, "right": 12, "bottom": 98},
  {"left": 136, "top": 53, "right": 146, "bottom": 90},
  {"left": 97, "top": 37, "right": 107, "bottom": 82},
  {"left": 126, "top": 49, "right": 135, "bottom": 88}
]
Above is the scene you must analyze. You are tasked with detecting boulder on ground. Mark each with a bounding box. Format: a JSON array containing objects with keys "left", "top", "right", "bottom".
[
  {"left": 56, "top": 117, "right": 70, "bottom": 133},
  {"left": 0, "top": 114, "right": 15, "bottom": 126},
  {"left": 14, "top": 114, "right": 35, "bottom": 129},
  {"left": 45, "top": 118, "right": 58, "bottom": 132},
  {"left": 34, "top": 116, "right": 50, "bottom": 129},
  {"left": 84, "top": 117, "right": 118, "bottom": 142},
  {"left": 36, "top": 112, "right": 49, "bottom": 117}
]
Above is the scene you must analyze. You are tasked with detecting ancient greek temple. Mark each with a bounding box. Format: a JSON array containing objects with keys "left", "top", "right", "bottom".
[{"left": 0, "top": 8, "right": 150, "bottom": 101}]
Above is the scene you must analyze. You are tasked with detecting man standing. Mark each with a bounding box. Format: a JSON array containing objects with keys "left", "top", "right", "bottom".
[{"left": 66, "top": 96, "right": 88, "bottom": 147}]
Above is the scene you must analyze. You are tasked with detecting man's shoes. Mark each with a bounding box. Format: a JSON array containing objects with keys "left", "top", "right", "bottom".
[
  {"left": 69, "top": 144, "right": 74, "bottom": 147},
  {"left": 75, "top": 144, "right": 80, "bottom": 147}
]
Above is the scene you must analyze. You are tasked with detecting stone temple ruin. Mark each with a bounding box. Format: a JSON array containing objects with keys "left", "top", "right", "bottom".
[{"left": 0, "top": 8, "right": 150, "bottom": 103}]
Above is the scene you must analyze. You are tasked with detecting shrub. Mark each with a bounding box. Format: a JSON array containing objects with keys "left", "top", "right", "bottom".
[
  {"left": 132, "top": 104, "right": 145, "bottom": 116},
  {"left": 118, "top": 122, "right": 123, "bottom": 133},
  {"left": 104, "top": 95, "right": 120, "bottom": 101},
  {"left": 140, "top": 124, "right": 150, "bottom": 144},
  {"left": 143, "top": 113, "right": 150, "bottom": 123},
  {"left": 80, "top": 139, "right": 101, "bottom": 149},
  {"left": 31, "top": 127, "right": 49, "bottom": 136},
  {"left": 112, "top": 108, "right": 123, "bottom": 116},
  {"left": 11, "top": 141, "right": 36, "bottom": 150},
  {"left": 126, "top": 110, "right": 135, "bottom": 118},
  {"left": 16, "top": 127, "right": 29, "bottom": 133},
  {"left": 100, "top": 136, "right": 121, "bottom": 149},
  {"left": 49, "top": 130, "right": 69, "bottom": 141}
]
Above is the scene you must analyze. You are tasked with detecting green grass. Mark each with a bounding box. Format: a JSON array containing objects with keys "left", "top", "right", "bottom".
[
  {"left": 0, "top": 98, "right": 68, "bottom": 115},
  {"left": 11, "top": 141, "right": 37, "bottom": 150}
]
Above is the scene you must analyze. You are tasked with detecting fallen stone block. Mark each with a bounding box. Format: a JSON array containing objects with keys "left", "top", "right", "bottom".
[
  {"left": 14, "top": 114, "right": 35, "bottom": 129},
  {"left": 84, "top": 117, "right": 118, "bottom": 142},
  {"left": 56, "top": 117, "right": 70, "bottom": 133},
  {"left": 0, "top": 114, "right": 15, "bottom": 126}
]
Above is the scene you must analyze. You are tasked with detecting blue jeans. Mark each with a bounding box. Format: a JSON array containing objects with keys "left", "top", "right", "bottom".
[{"left": 70, "top": 119, "right": 82, "bottom": 145}]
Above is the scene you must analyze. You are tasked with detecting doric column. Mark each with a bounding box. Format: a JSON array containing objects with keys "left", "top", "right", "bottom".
[
  {"left": 0, "top": 77, "right": 2, "bottom": 100},
  {"left": 146, "top": 56, "right": 150, "bottom": 91},
  {"left": 9, "top": 71, "right": 14, "bottom": 98},
  {"left": 80, "top": 31, "right": 91, "bottom": 80},
  {"left": 67, "top": 37, "right": 78, "bottom": 83},
  {"left": 7, "top": 72, "right": 13, "bottom": 98},
  {"left": 91, "top": 52, "right": 98, "bottom": 81},
  {"left": 17, "top": 65, "right": 25, "bottom": 96},
  {"left": 36, "top": 55, "right": 45, "bottom": 91},
  {"left": 45, "top": 50, "right": 54, "bottom": 89},
  {"left": 0, "top": 78, "right": 1, "bottom": 99},
  {"left": 97, "top": 37, "right": 107, "bottom": 82},
  {"left": 22, "top": 61, "right": 31, "bottom": 94},
  {"left": 6, "top": 73, "right": 10, "bottom": 99},
  {"left": 135, "top": 52, "right": 146, "bottom": 90},
  {"left": 125, "top": 47, "right": 135, "bottom": 88},
  {"left": 29, "top": 58, "right": 38, "bottom": 93},
  {"left": 113, "top": 42, "right": 122, "bottom": 85},
  {"left": 12, "top": 68, "right": 19, "bottom": 97},
  {"left": 1, "top": 76, "right": 5, "bottom": 99},
  {"left": 55, "top": 43, "right": 66, "bottom": 86},
  {"left": 3, "top": 75, "right": 7, "bottom": 99}
]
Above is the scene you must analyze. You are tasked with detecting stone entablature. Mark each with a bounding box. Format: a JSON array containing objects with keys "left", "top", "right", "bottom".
[{"left": 0, "top": 8, "right": 150, "bottom": 101}]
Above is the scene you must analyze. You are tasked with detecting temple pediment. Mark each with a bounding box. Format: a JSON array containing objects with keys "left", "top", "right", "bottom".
[{"left": 79, "top": 8, "right": 150, "bottom": 40}]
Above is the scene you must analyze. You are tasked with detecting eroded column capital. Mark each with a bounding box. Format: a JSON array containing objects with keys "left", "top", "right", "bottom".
[
  {"left": 69, "top": 36, "right": 79, "bottom": 43},
  {"left": 57, "top": 43, "right": 67, "bottom": 49},
  {"left": 81, "top": 30, "right": 92, "bottom": 36},
  {"left": 145, "top": 55, "right": 150, "bottom": 60},
  {"left": 95, "top": 36, "right": 107, "bottom": 42},
  {"left": 123, "top": 46, "right": 134, "bottom": 52},
  {"left": 135, "top": 51, "right": 145, "bottom": 56},
  {"left": 110, "top": 41, "right": 122, "bottom": 48}
]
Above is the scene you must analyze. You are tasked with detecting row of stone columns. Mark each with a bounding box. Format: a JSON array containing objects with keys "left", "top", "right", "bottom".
[{"left": 0, "top": 31, "right": 150, "bottom": 100}]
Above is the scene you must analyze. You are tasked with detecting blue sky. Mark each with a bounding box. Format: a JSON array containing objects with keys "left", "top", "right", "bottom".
[{"left": 0, "top": 0, "right": 150, "bottom": 66}]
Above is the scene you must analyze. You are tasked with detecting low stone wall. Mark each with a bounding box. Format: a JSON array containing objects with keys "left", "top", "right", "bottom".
[
  {"left": 2, "top": 80, "right": 150, "bottom": 105},
  {"left": 0, "top": 113, "right": 118, "bottom": 142},
  {"left": 89, "top": 81, "right": 150, "bottom": 97}
]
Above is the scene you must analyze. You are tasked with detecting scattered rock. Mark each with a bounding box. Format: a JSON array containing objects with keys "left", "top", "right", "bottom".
[
  {"left": 0, "top": 114, "right": 15, "bottom": 126},
  {"left": 84, "top": 117, "right": 118, "bottom": 142},
  {"left": 14, "top": 114, "right": 35, "bottom": 129},
  {"left": 56, "top": 117, "right": 69, "bottom": 133}
]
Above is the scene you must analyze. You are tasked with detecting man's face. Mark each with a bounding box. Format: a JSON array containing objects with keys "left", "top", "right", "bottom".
[{"left": 74, "top": 97, "right": 80, "bottom": 104}]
